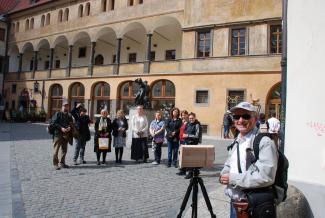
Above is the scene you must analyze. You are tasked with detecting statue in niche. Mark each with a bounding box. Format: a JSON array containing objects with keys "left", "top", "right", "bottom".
[{"left": 134, "top": 78, "right": 151, "bottom": 109}]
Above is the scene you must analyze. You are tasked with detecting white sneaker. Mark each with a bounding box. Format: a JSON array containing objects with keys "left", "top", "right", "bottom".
[{"left": 152, "top": 161, "right": 159, "bottom": 165}]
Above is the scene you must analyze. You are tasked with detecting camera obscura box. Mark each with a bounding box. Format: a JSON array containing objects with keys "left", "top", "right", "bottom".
[{"left": 179, "top": 145, "right": 215, "bottom": 168}]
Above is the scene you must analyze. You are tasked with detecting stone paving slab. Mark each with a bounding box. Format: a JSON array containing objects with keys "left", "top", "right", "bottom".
[{"left": 0, "top": 123, "right": 231, "bottom": 218}]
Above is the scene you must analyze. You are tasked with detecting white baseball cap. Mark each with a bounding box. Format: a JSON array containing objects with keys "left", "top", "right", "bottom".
[{"left": 230, "top": 102, "right": 257, "bottom": 113}]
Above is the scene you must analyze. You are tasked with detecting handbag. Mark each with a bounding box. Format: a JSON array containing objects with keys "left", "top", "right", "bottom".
[
  {"left": 98, "top": 138, "right": 110, "bottom": 150},
  {"left": 245, "top": 187, "right": 276, "bottom": 218}
]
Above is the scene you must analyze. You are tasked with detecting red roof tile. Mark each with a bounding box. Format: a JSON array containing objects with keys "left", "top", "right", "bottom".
[
  {"left": 1, "top": 0, "right": 53, "bottom": 14},
  {"left": 0, "top": 0, "right": 19, "bottom": 14}
]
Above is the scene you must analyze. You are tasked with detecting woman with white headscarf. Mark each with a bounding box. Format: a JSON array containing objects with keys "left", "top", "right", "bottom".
[{"left": 94, "top": 109, "right": 112, "bottom": 165}]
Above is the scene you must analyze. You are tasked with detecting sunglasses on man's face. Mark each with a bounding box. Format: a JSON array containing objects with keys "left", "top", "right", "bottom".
[{"left": 233, "top": 114, "right": 252, "bottom": 120}]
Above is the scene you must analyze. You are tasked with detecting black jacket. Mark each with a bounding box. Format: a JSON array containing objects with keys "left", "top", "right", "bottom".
[
  {"left": 112, "top": 117, "right": 128, "bottom": 137},
  {"left": 166, "top": 118, "right": 182, "bottom": 142},
  {"left": 184, "top": 120, "right": 200, "bottom": 145}
]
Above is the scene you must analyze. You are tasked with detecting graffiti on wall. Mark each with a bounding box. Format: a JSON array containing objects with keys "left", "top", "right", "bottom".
[{"left": 307, "top": 121, "right": 325, "bottom": 136}]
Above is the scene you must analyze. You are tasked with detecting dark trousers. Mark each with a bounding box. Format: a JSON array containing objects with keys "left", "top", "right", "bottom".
[
  {"left": 96, "top": 151, "right": 107, "bottom": 162},
  {"left": 74, "top": 137, "right": 86, "bottom": 161},
  {"left": 153, "top": 142, "right": 162, "bottom": 163},
  {"left": 167, "top": 140, "right": 179, "bottom": 166},
  {"left": 115, "top": 147, "right": 124, "bottom": 162}
]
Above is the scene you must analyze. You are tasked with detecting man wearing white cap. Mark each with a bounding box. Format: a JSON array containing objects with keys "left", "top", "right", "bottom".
[
  {"left": 50, "top": 100, "right": 73, "bottom": 170},
  {"left": 219, "top": 102, "right": 278, "bottom": 218}
]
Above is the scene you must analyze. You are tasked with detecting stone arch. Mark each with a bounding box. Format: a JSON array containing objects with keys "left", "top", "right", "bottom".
[
  {"left": 71, "top": 31, "right": 91, "bottom": 45},
  {"left": 36, "top": 39, "right": 50, "bottom": 51},
  {"left": 150, "top": 16, "right": 182, "bottom": 33},
  {"left": 150, "top": 79, "right": 176, "bottom": 110},
  {"left": 21, "top": 42, "right": 34, "bottom": 53},
  {"left": 52, "top": 35, "right": 69, "bottom": 48},
  {"left": 265, "top": 82, "right": 281, "bottom": 119},
  {"left": 94, "top": 27, "right": 117, "bottom": 41},
  {"left": 120, "top": 22, "right": 148, "bottom": 38}
]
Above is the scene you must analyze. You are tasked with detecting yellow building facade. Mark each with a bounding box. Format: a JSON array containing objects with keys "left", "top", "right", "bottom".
[{"left": 3, "top": 0, "right": 282, "bottom": 136}]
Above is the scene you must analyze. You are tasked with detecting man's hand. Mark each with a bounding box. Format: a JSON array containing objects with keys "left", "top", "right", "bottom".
[
  {"left": 183, "top": 134, "right": 188, "bottom": 138},
  {"left": 220, "top": 174, "right": 229, "bottom": 185}
]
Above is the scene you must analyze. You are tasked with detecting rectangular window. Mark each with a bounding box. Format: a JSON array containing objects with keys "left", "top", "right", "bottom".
[
  {"left": 227, "top": 90, "right": 245, "bottom": 109},
  {"left": 197, "top": 31, "right": 211, "bottom": 58},
  {"left": 128, "top": 53, "right": 137, "bottom": 63},
  {"left": 78, "top": 47, "right": 86, "bottom": 58},
  {"left": 139, "top": 0, "right": 143, "bottom": 4},
  {"left": 112, "top": 55, "right": 116, "bottom": 63},
  {"left": 0, "top": 28, "right": 5, "bottom": 41},
  {"left": 165, "top": 49, "right": 176, "bottom": 60},
  {"left": 55, "top": 60, "right": 60, "bottom": 68},
  {"left": 110, "top": 0, "right": 115, "bottom": 10},
  {"left": 201, "top": 124, "right": 208, "bottom": 134},
  {"left": 231, "top": 28, "right": 246, "bottom": 56},
  {"left": 270, "top": 25, "right": 282, "bottom": 54},
  {"left": 150, "top": 51, "right": 155, "bottom": 61},
  {"left": 196, "top": 90, "right": 209, "bottom": 104},
  {"left": 12, "top": 84, "right": 17, "bottom": 94},
  {"left": 44, "top": 61, "right": 50, "bottom": 70},
  {"left": 12, "top": 100, "right": 16, "bottom": 109},
  {"left": 128, "top": 0, "right": 134, "bottom": 6}
]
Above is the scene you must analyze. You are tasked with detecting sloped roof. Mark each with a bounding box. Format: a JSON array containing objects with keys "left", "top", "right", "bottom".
[
  {"left": 0, "top": 0, "right": 53, "bottom": 15},
  {"left": 0, "top": 0, "right": 19, "bottom": 15}
]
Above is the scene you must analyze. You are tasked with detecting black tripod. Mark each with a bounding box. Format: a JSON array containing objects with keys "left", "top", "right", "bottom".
[{"left": 177, "top": 168, "right": 216, "bottom": 218}]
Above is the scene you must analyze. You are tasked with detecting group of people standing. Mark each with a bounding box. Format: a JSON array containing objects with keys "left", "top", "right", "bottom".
[
  {"left": 130, "top": 105, "right": 201, "bottom": 180},
  {"left": 50, "top": 103, "right": 202, "bottom": 177}
]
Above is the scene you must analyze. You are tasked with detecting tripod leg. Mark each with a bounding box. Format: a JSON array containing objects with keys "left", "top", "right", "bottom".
[
  {"left": 191, "top": 178, "right": 198, "bottom": 218},
  {"left": 177, "top": 179, "right": 195, "bottom": 218},
  {"left": 198, "top": 178, "right": 216, "bottom": 218}
]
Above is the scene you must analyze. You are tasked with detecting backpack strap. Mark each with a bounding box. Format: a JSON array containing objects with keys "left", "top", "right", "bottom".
[
  {"left": 227, "top": 138, "right": 238, "bottom": 151},
  {"left": 252, "top": 133, "right": 272, "bottom": 163}
]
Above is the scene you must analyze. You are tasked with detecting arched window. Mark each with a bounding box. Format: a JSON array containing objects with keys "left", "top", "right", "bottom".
[
  {"left": 12, "top": 23, "right": 16, "bottom": 33},
  {"left": 95, "top": 54, "right": 104, "bottom": 65},
  {"left": 69, "top": 82, "right": 85, "bottom": 107},
  {"left": 49, "top": 84, "right": 63, "bottom": 117},
  {"left": 41, "top": 15, "right": 45, "bottom": 27},
  {"left": 266, "top": 83, "right": 281, "bottom": 119},
  {"left": 25, "top": 19, "right": 29, "bottom": 31},
  {"left": 30, "top": 18, "right": 34, "bottom": 29},
  {"left": 101, "top": 0, "right": 107, "bottom": 12},
  {"left": 118, "top": 81, "right": 140, "bottom": 114},
  {"left": 16, "top": 22, "right": 20, "bottom": 32},
  {"left": 85, "top": 3, "right": 90, "bottom": 16},
  {"left": 151, "top": 80, "right": 175, "bottom": 110},
  {"left": 58, "top": 10, "right": 63, "bottom": 22},
  {"left": 109, "top": 0, "right": 115, "bottom": 10},
  {"left": 78, "top": 5, "right": 84, "bottom": 17},
  {"left": 64, "top": 8, "right": 69, "bottom": 21},
  {"left": 92, "top": 82, "right": 110, "bottom": 116},
  {"left": 46, "top": 13, "right": 51, "bottom": 25}
]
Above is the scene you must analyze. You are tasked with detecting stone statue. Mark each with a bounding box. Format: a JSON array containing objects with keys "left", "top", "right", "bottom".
[{"left": 134, "top": 78, "right": 151, "bottom": 109}]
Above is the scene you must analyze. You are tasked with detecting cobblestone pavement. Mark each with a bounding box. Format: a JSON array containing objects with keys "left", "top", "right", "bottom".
[{"left": 0, "top": 123, "right": 231, "bottom": 218}]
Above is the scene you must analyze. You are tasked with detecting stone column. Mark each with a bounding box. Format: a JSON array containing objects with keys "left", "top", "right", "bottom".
[
  {"left": 144, "top": 33, "right": 152, "bottom": 73},
  {"left": 32, "top": 51, "right": 38, "bottom": 79},
  {"left": 113, "top": 38, "right": 122, "bottom": 75},
  {"left": 48, "top": 48, "right": 54, "bottom": 78},
  {"left": 88, "top": 41, "right": 96, "bottom": 76},
  {"left": 66, "top": 45, "right": 73, "bottom": 77},
  {"left": 17, "top": 53, "right": 23, "bottom": 80}
]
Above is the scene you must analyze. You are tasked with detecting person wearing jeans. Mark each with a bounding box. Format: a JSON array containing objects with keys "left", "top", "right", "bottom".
[
  {"left": 165, "top": 108, "right": 182, "bottom": 168},
  {"left": 149, "top": 111, "right": 165, "bottom": 165}
]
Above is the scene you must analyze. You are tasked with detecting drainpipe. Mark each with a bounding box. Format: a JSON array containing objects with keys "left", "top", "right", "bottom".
[
  {"left": 280, "top": 0, "right": 288, "bottom": 153},
  {"left": 1, "top": 16, "right": 10, "bottom": 111}
]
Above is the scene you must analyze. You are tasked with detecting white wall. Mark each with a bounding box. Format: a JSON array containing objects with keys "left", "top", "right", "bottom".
[{"left": 287, "top": 0, "right": 325, "bottom": 217}]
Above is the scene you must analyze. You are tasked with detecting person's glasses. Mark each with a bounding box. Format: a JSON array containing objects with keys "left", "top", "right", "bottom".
[{"left": 233, "top": 114, "right": 252, "bottom": 120}]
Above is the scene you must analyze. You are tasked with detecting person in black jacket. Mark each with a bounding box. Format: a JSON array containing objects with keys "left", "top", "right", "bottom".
[
  {"left": 73, "top": 107, "right": 91, "bottom": 165},
  {"left": 50, "top": 101, "right": 73, "bottom": 170},
  {"left": 94, "top": 109, "right": 112, "bottom": 165},
  {"left": 183, "top": 112, "right": 201, "bottom": 179},
  {"left": 112, "top": 110, "right": 128, "bottom": 163},
  {"left": 165, "top": 107, "right": 182, "bottom": 168}
]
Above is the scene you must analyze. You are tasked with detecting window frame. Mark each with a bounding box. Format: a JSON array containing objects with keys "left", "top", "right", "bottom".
[
  {"left": 230, "top": 27, "right": 248, "bottom": 56},
  {"left": 128, "top": 53, "right": 137, "bottom": 63},
  {"left": 194, "top": 89, "right": 209, "bottom": 106},
  {"left": 226, "top": 89, "right": 246, "bottom": 110},
  {"left": 165, "top": 49, "right": 176, "bottom": 60},
  {"left": 196, "top": 30, "right": 212, "bottom": 58},
  {"left": 269, "top": 23, "right": 282, "bottom": 54},
  {"left": 78, "top": 47, "right": 87, "bottom": 58}
]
